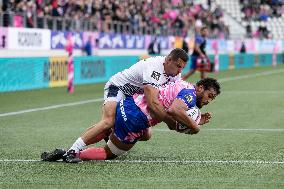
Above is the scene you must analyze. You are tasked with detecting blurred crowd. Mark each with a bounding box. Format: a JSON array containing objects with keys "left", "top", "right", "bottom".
[
  {"left": 240, "top": 0, "right": 283, "bottom": 39},
  {"left": 240, "top": 0, "right": 283, "bottom": 22},
  {"left": 2, "top": 0, "right": 229, "bottom": 39}
]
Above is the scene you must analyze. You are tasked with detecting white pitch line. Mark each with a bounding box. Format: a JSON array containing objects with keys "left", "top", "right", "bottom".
[
  {"left": 0, "top": 98, "right": 103, "bottom": 117},
  {"left": 0, "top": 69, "right": 284, "bottom": 118},
  {"left": 153, "top": 128, "right": 284, "bottom": 132},
  {"left": 0, "top": 159, "right": 283, "bottom": 164},
  {"left": 223, "top": 91, "right": 284, "bottom": 94},
  {"left": 218, "top": 69, "right": 284, "bottom": 82}
]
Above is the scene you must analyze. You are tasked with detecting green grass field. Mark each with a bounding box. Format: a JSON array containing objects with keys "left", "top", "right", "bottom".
[{"left": 0, "top": 65, "right": 284, "bottom": 189}]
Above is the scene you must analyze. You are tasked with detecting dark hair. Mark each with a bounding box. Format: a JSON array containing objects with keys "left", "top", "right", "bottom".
[
  {"left": 201, "top": 26, "right": 208, "bottom": 32},
  {"left": 196, "top": 78, "right": 221, "bottom": 95},
  {"left": 168, "top": 48, "right": 189, "bottom": 62}
]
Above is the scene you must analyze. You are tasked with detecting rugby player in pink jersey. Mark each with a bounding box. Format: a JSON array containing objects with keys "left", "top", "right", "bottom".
[{"left": 77, "top": 78, "right": 220, "bottom": 161}]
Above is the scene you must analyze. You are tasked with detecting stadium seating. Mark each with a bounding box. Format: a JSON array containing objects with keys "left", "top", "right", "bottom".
[
  {"left": 216, "top": 0, "right": 284, "bottom": 39},
  {"left": 1, "top": 0, "right": 229, "bottom": 38}
]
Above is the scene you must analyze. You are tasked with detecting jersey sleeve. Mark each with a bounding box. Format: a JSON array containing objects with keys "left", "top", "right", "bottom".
[
  {"left": 176, "top": 88, "right": 196, "bottom": 108},
  {"left": 195, "top": 35, "right": 204, "bottom": 45},
  {"left": 142, "top": 60, "right": 163, "bottom": 88}
]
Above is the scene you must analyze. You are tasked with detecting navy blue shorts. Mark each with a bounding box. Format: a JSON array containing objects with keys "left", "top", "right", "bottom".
[{"left": 114, "top": 97, "right": 149, "bottom": 144}]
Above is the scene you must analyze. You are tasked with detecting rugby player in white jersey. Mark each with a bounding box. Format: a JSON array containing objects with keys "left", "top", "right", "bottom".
[
  {"left": 41, "top": 48, "right": 189, "bottom": 163},
  {"left": 67, "top": 78, "right": 221, "bottom": 161}
]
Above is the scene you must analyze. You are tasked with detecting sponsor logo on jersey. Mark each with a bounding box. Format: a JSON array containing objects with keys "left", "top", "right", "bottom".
[
  {"left": 151, "top": 71, "right": 161, "bottom": 81},
  {"left": 184, "top": 94, "right": 193, "bottom": 104}
]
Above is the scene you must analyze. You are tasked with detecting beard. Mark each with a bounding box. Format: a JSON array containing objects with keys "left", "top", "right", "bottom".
[{"left": 196, "top": 94, "right": 203, "bottom": 108}]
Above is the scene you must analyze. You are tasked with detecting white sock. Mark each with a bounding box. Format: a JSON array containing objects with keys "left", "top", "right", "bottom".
[{"left": 68, "top": 137, "right": 86, "bottom": 153}]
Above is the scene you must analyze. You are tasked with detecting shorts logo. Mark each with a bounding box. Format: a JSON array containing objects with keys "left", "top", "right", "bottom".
[
  {"left": 184, "top": 94, "right": 193, "bottom": 104},
  {"left": 120, "top": 101, "right": 127, "bottom": 121},
  {"left": 151, "top": 71, "right": 161, "bottom": 81}
]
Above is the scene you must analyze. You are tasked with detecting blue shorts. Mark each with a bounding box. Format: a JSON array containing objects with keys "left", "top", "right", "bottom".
[
  {"left": 114, "top": 97, "right": 149, "bottom": 144},
  {"left": 190, "top": 55, "right": 198, "bottom": 70}
]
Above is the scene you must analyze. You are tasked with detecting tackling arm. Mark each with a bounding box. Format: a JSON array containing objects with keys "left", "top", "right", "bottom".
[{"left": 144, "top": 85, "right": 176, "bottom": 130}]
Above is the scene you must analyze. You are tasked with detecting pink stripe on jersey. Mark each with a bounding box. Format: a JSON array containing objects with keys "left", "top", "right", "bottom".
[{"left": 133, "top": 80, "right": 195, "bottom": 126}]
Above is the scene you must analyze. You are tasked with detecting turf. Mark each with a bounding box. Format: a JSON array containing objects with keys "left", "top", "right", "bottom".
[{"left": 0, "top": 65, "right": 283, "bottom": 189}]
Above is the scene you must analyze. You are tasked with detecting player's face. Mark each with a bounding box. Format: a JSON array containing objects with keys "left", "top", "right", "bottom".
[
  {"left": 201, "top": 28, "right": 209, "bottom": 38},
  {"left": 165, "top": 58, "right": 186, "bottom": 76},
  {"left": 196, "top": 87, "right": 217, "bottom": 108}
]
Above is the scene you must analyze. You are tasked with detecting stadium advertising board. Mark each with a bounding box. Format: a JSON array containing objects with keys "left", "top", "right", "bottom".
[
  {"left": 51, "top": 31, "right": 83, "bottom": 49},
  {"left": 206, "top": 39, "right": 284, "bottom": 54},
  {"left": 48, "top": 57, "right": 68, "bottom": 87},
  {"left": 82, "top": 32, "right": 99, "bottom": 49},
  {"left": 0, "top": 57, "right": 48, "bottom": 92},
  {"left": 0, "top": 27, "right": 8, "bottom": 49},
  {"left": 99, "top": 33, "right": 144, "bottom": 49},
  {"left": 98, "top": 33, "right": 169, "bottom": 49},
  {"left": 99, "top": 33, "right": 124, "bottom": 49},
  {"left": 7, "top": 27, "right": 50, "bottom": 50},
  {"left": 124, "top": 34, "right": 145, "bottom": 49}
]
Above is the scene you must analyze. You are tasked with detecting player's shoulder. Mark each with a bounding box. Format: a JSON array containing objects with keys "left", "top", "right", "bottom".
[
  {"left": 143, "top": 56, "right": 165, "bottom": 66},
  {"left": 175, "top": 79, "right": 195, "bottom": 89}
]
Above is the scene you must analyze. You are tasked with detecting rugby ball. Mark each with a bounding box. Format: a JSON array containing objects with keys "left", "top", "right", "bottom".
[{"left": 176, "top": 106, "right": 201, "bottom": 133}]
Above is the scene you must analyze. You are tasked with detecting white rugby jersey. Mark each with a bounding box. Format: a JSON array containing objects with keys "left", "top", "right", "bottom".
[{"left": 109, "top": 56, "right": 181, "bottom": 96}]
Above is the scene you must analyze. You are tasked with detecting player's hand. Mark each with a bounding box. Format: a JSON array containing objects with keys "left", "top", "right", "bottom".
[
  {"left": 199, "top": 112, "right": 212, "bottom": 125},
  {"left": 184, "top": 127, "right": 200, "bottom": 135}
]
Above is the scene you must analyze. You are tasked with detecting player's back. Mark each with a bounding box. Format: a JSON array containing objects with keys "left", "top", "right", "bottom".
[
  {"left": 133, "top": 80, "right": 195, "bottom": 126},
  {"left": 109, "top": 56, "right": 167, "bottom": 96}
]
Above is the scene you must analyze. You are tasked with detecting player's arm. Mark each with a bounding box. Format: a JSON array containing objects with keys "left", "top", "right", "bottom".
[
  {"left": 143, "top": 85, "right": 176, "bottom": 130},
  {"left": 167, "top": 99, "right": 200, "bottom": 134}
]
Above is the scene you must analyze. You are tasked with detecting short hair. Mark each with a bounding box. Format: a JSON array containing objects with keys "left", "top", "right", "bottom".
[
  {"left": 196, "top": 78, "right": 221, "bottom": 95},
  {"left": 168, "top": 48, "right": 189, "bottom": 62},
  {"left": 201, "top": 26, "right": 208, "bottom": 32}
]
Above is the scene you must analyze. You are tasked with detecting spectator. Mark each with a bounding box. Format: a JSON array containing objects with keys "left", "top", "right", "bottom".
[
  {"left": 148, "top": 37, "right": 161, "bottom": 55},
  {"left": 6, "top": 0, "right": 230, "bottom": 39},
  {"left": 240, "top": 42, "right": 246, "bottom": 53},
  {"left": 83, "top": 36, "right": 93, "bottom": 56}
]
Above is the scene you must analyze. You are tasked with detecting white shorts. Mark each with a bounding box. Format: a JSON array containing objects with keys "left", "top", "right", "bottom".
[{"left": 104, "top": 81, "right": 126, "bottom": 104}]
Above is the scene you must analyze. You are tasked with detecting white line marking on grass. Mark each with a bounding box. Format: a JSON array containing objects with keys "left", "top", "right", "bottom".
[
  {"left": 0, "top": 159, "right": 283, "bottom": 164},
  {"left": 0, "top": 98, "right": 103, "bottom": 117},
  {"left": 153, "top": 128, "right": 284, "bottom": 132},
  {"left": 223, "top": 91, "right": 284, "bottom": 94},
  {"left": 218, "top": 69, "right": 284, "bottom": 83},
  {"left": 105, "top": 160, "right": 284, "bottom": 164},
  {"left": 1, "top": 69, "right": 284, "bottom": 118}
]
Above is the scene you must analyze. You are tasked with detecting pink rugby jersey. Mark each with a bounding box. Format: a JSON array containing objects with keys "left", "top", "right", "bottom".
[{"left": 133, "top": 79, "right": 196, "bottom": 126}]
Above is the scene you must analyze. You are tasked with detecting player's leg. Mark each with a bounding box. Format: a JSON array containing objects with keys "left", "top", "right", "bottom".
[
  {"left": 81, "top": 124, "right": 112, "bottom": 143},
  {"left": 139, "top": 128, "right": 152, "bottom": 141},
  {"left": 62, "top": 101, "right": 117, "bottom": 163},
  {"left": 75, "top": 97, "right": 147, "bottom": 161},
  {"left": 79, "top": 132, "right": 135, "bottom": 160},
  {"left": 63, "top": 84, "right": 123, "bottom": 163},
  {"left": 80, "top": 100, "right": 117, "bottom": 144},
  {"left": 200, "top": 70, "right": 206, "bottom": 79},
  {"left": 182, "top": 56, "right": 197, "bottom": 80},
  {"left": 41, "top": 83, "right": 122, "bottom": 162}
]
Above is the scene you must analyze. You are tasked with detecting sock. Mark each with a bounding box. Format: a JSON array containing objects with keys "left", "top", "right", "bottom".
[
  {"left": 68, "top": 137, "right": 86, "bottom": 153},
  {"left": 79, "top": 147, "right": 107, "bottom": 160}
]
